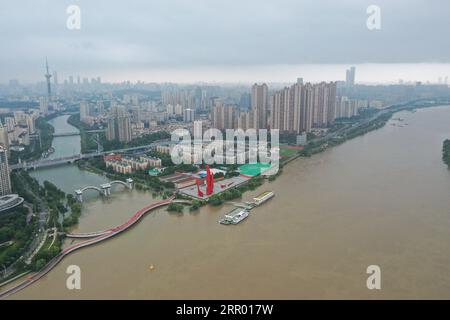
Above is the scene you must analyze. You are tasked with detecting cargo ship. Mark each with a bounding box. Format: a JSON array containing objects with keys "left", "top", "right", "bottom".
[
  {"left": 253, "top": 191, "right": 275, "bottom": 206},
  {"left": 219, "top": 208, "right": 249, "bottom": 225}
]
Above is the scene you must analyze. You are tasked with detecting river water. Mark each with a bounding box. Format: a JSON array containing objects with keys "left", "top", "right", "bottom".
[
  {"left": 7, "top": 106, "right": 450, "bottom": 299},
  {"left": 46, "top": 115, "right": 81, "bottom": 159}
]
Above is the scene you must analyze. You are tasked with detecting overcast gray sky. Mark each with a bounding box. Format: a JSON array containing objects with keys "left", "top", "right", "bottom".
[{"left": 1, "top": 0, "right": 449, "bottom": 83}]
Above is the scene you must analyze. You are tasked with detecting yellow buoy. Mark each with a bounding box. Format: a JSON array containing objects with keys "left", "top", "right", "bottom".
[{"left": 149, "top": 264, "right": 155, "bottom": 271}]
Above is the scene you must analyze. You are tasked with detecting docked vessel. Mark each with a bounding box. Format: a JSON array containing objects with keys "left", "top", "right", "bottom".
[
  {"left": 253, "top": 191, "right": 275, "bottom": 206},
  {"left": 219, "top": 208, "right": 249, "bottom": 225}
]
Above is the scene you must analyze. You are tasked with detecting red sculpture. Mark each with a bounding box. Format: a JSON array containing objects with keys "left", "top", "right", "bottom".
[
  {"left": 196, "top": 179, "right": 204, "bottom": 197},
  {"left": 206, "top": 165, "right": 214, "bottom": 195}
]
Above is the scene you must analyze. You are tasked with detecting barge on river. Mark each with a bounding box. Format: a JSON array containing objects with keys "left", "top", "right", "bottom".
[
  {"left": 252, "top": 191, "right": 275, "bottom": 206},
  {"left": 219, "top": 208, "right": 249, "bottom": 225},
  {"left": 219, "top": 191, "right": 275, "bottom": 225}
]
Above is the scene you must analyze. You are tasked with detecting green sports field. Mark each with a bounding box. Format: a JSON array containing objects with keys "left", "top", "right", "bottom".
[
  {"left": 279, "top": 147, "right": 299, "bottom": 157},
  {"left": 239, "top": 163, "right": 272, "bottom": 176}
]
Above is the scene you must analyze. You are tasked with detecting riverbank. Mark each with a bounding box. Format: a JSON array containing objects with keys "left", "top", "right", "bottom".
[
  {"left": 0, "top": 171, "right": 68, "bottom": 284},
  {"left": 297, "top": 99, "right": 450, "bottom": 158},
  {"left": 9, "top": 116, "right": 55, "bottom": 164}
]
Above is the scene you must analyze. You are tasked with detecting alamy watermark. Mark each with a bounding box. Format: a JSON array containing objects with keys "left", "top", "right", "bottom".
[
  {"left": 66, "top": 5, "right": 81, "bottom": 30},
  {"left": 170, "top": 121, "right": 280, "bottom": 176},
  {"left": 366, "top": 5, "right": 381, "bottom": 30},
  {"left": 366, "top": 265, "right": 381, "bottom": 290},
  {"left": 66, "top": 265, "right": 81, "bottom": 290}
]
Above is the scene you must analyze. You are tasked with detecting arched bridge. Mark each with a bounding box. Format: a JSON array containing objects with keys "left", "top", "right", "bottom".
[
  {"left": 75, "top": 178, "right": 134, "bottom": 202},
  {"left": 66, "top": 198, "right": 192, "bottom": 238}
]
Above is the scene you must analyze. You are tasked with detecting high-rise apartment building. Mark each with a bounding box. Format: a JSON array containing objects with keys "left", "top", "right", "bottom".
[
  {"left": 39, "top": 96, "right": 49, "bottom": 114},
  {"left": 345, "top": 66, "right": 356, "bottom": 86},
  {"left": 106, "top": 114, "right": 132, "bottom": 143},
  {"left": 26, "top": 116, "right": 35, "bottom": 134},
  {"left": 97, "top": 100, "right": 105, "bottom": 115},
  {"left": 312, "top": 82, "right": 336, "bottom": 127},
  {"left": 117, "top": 116, "right": 132, "bottom": 142},
  {"left": 0, "top": 146, "right": 11, "bottom": 196},
  {"left": 270, "top": 87, "right": 288, "bottom": 132},
  {"left": 174, "top": 104, "right": 184, "bottom": 116},
  {"left": 106, "top": 117, "right": 116, "bottom": 141},
  {"left": 4, "top": 117, "right": 15, "bottom": 132},
  {"left": 270, "top": 83, "right": 306, "bottom": 133},
  {"left": 301, "top": 83, "right": 314, "bottom": 133},
  {"left": 13, "top": 111, "right": 26, "bottom": 124},
  {"left": 183, "top": 108, "right": 195, "bottom": 122},
  {"left": 0, "top": 121, "right": 9, "bottom": 151},
  {"left": 111, "top": 105, "right": 126, "bottom": 118},
  {"left": 236, "top": 109, "right": 256, "bottom": 131},
  {"left": 251, "top": 83, "right": 268, "bottom": 129},
  {"left": 335, "top": 96, "right": 366, "bottom": 118},
  {"left": 131, "top": 106, "right": 141, "bottom": 123},
  {"left": 80, "top": 101, "right": 90, "bottom": 121},
  {"left": 237, "top": 112, "right": 249, "bottom": 131},
  {"left": 211, "top": 105, "right": 237, "bottom": 130}
]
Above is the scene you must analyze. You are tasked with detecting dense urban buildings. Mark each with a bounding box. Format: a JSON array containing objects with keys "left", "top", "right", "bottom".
[
  {"left": 209, "top": 81, "right": 338, "bottom": 135},
  {"left": 335, "top": 96, "right": 367, "bottom": 118},
  {"left": 270, "top": 82, "right": 337, "bottom": 133},
  {"left": 104, "top": 153, "right": 162, "bottom": 174}
]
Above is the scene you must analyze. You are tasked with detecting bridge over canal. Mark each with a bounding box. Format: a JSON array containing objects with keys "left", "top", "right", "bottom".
[{"left": 75, "top": 179, "right": 134, "bottom": 202}]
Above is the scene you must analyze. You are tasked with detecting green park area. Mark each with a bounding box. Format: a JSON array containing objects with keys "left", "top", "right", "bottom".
[
  {"left": 279, "top": 147, "right": 301, "bottom": 157},
  {"left": 239, "top": 163, "right": 272, "bottom": 177}
]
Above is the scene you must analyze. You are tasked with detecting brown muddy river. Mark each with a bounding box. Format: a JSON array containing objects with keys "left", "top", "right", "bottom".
[{"left": 7, "top": 106, "right": 450, "bottom": 299}]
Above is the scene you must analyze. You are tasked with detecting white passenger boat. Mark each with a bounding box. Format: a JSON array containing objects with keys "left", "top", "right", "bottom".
[{"left": 253, "top": 191, "right": 275, "bottom": 206}]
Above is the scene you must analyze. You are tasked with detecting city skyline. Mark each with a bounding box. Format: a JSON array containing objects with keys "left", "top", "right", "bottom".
[{"left": 4, "top": 62, "right": 450, "bottom": 85}]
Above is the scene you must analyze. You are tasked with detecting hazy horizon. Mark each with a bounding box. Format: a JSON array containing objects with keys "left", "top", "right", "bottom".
[{"left": 3, "top": 63, "right": 450, "bottom": 86}]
